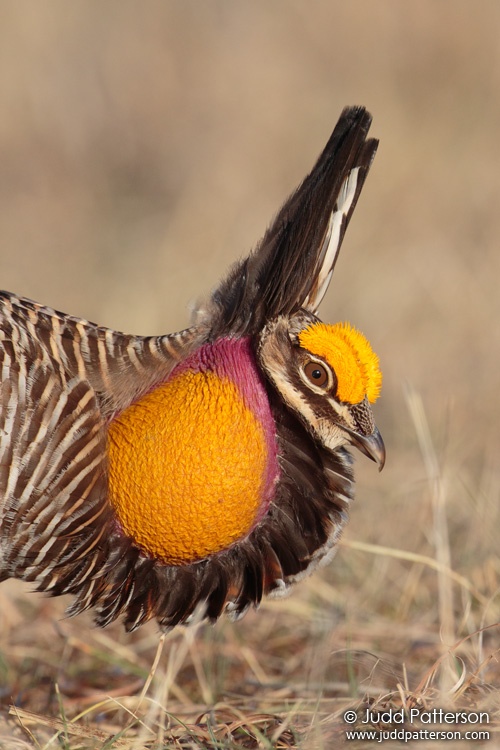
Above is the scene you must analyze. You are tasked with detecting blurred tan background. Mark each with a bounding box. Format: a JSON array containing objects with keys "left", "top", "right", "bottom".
[{"left": 1, "top": 1, "right": 499, "bottom": 612}]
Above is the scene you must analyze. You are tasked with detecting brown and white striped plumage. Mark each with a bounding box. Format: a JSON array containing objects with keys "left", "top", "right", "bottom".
[{"left": 0, "top": 107, "right": 382, "bottom": 630}]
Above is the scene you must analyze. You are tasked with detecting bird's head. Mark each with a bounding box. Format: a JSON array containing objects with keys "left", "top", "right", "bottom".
[{"left": 258, "top": 310, "right": 385, "bottom": 469}]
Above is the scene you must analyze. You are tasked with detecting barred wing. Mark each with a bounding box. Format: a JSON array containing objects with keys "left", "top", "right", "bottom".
[
  {"left": 0, "top": 293, "right": 204, "bottom": 416},
  {"left": 0, "top": 332, "right": 112, "bottom": 586}
]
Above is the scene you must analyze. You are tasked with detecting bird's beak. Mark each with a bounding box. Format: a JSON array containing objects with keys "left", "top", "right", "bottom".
[{"left": 343, "top": 425, "right": 386, "bottom": 471}]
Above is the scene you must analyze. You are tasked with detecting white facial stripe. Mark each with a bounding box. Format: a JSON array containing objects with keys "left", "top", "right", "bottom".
[
  {"left": 270, "top": 367, "right": 353, "bottom": 452},
  {"left": 265, "top": 357, "right": 319, "bottom": 429}
]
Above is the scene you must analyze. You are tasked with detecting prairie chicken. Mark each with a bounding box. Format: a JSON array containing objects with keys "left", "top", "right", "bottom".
[{"left": 0, "top": 106, "right": 384, "bottom": 631}]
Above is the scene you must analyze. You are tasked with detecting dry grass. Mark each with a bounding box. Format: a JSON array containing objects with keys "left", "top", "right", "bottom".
[{"left": 1, "top": 2, "right": 500, "bottom": 747}]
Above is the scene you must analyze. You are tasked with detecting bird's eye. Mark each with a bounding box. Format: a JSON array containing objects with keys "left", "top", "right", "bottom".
[{"left": 303, "top": 361, "right": 330, "bottom": 388}]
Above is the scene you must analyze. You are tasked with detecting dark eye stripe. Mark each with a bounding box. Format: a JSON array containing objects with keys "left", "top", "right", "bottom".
[{"left": 303, "top": 361, "right": 329, "bottom": 388}]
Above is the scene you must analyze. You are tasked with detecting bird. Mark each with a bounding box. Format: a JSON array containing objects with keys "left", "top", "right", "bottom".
[{"left": 0, "top": 105, "right": 384, "bottom": 632}]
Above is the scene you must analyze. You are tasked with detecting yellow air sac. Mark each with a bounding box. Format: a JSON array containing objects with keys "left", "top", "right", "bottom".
[{"left": 108, "top": 339, "right": 277, "bottom": 565}]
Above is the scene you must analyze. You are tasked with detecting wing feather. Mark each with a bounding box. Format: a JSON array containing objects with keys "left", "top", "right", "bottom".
[{"left": 206, "top": 106, "right": 378, "bottom": 336}]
